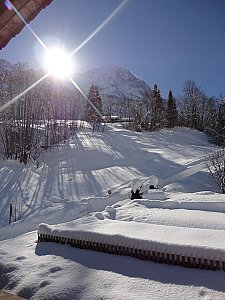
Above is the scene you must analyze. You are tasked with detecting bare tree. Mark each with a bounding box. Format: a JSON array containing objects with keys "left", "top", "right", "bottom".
[
  {"left": 205, "top": 148, "right": 225, "bottom": 194},
  {"left": 182, "top": 80, "right": 206, "bottom": 130}
]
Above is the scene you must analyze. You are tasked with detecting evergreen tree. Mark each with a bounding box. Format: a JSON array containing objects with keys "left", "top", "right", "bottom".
[
  {"left": 166, "top": 90, "right": 178, "bottom": 128},
  {"left": 150, "top": 84, "right": 165, "bottom": 130},
  {"left": 84, "top": 85, "right": 102, "bottom": 122}
]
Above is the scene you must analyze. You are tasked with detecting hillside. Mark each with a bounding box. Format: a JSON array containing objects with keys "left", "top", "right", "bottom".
[
  {"left": 0, "top": 125, "right": 224, "bottom": 300},
  {"left": 0, "top": 125, "right": 217, "bottom": 228}
]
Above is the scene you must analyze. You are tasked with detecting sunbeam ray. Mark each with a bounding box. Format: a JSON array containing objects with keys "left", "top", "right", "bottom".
[
  {"left": 2, "top": 0, "right": 128, "bottom": 122},
  {"left": 6, "top": 0, "right": 48, "bottom": 51},
  {"left": 69, "top": 0, "right": 129, "bottom": 57},
  {"left": 67, "top": 75, "right": 104, "bottom": 121},
  {"left": 0, "top": 73, "right": 50, "bottom": 113}
]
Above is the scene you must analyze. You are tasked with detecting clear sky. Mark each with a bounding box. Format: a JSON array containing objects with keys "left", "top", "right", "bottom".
[{"left": 1, "top": 0, "right": 224, "bottom": 98}]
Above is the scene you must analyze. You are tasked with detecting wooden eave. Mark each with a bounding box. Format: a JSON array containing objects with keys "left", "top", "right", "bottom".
[{"left": 0, "top": 0, "right": 53, "bottom": 49}]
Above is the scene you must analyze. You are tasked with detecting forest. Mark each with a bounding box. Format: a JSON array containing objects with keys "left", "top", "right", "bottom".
[{"left": 0, "top": 62, "right": 224, "bottom": 164}]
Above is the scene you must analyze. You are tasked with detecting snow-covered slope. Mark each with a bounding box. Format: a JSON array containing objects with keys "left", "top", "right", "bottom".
[
  {"left": 1, "top": 125, "right": 224, "bottom": 300},
  {"left": 74, "top": 64, "right": 151, "bottom": 100},
  {"left": 0, "top": 126, "right": 217, "bottom": 232}
]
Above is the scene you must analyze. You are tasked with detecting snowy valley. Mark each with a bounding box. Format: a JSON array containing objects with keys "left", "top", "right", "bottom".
[{"left": 0, "top": 124, "right": 225, "bottom": 300}]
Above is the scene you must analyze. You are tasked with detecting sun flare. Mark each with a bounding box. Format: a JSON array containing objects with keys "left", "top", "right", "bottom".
[{"left": 44, "top": 48, "right": 73, "bottom": 79}]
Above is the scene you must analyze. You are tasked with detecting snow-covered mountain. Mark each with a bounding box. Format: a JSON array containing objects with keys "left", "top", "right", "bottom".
[
  {"left": 1, "top": 60, "right": 151, "bottom": 101},
  {"left": 74, "top": 65, "right": 151, "bottom": 101}
]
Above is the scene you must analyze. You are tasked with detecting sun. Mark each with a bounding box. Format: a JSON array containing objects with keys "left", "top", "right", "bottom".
[{"left": 44, "top": 48, "right": 73, "bottom": 79}]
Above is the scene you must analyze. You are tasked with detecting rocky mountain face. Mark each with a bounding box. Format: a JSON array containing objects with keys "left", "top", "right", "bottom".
[
  {"left": 1, "top": 60, "right": 151, "bottom": 102},
  {"left": 74, "top": 65, "right": 151, "bottom": 101}
]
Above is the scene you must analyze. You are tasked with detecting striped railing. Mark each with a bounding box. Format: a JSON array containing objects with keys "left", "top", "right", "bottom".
[{"left": 37, "top": 233, "right": 225, "bottom": 271}]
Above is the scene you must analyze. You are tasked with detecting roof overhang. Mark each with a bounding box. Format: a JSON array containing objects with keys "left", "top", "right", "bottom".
[{"left": 0, "top": 0, "right": 53, "bottom": 49}]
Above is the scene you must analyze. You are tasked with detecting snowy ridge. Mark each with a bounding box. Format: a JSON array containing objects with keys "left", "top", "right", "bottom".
[
  {"left": 74, "top": 64, "right": 151, "bottom": 100},
  {"left": 0, "top": 61, "right": 151, "bottom": 101},
  {"left": 132, "top": 198, "right": 225, "bottom": 213}
]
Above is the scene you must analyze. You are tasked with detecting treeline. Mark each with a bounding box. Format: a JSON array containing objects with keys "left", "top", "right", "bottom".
[
  {"left": 103, "top": 82, "right": 225, "bottom": 147},
  {"left": 0, "top": 63, "right": 224, "bottom": 164},
  {"left": 0, "top": 63, "right": 85, "bottom": 163}
]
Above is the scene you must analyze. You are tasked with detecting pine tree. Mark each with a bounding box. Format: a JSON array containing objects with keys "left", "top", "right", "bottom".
[
  {"left": 166, "top": 90, "right": 178, "bottom": 128},
  {"left": 150, "top": 84, "right": 165, "bottom": 130},
  {"left": 84, "top": 85, "right": 102, "bottom": 122}
]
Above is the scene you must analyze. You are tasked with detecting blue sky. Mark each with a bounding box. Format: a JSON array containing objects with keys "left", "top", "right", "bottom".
[{"left": 1, "top": 0, "right": 224, "bottom": 98}]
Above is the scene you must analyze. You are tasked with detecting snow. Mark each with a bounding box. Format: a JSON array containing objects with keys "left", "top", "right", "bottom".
[
  {"left": 131, "top": 178, "right": 143, "bottom": 192},
  {"left": 74, "top": 65, "right": 151, "bottom": 101},
  {"left": 1, "top": 125, "right": 225, "bottom": 300},
  {"left": 37, "top": 218, "right": 225, "bottom": 262},
  {"left": 148, "top": 175, "right": 159, "bottom": 187}
]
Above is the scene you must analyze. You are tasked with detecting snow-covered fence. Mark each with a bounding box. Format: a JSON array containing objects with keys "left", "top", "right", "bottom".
[{"left": 37, "top": 220, "right": 225, "bottom": 272}]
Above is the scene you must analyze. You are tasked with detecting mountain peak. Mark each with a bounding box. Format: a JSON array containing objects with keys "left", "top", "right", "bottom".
[{"left": 75, "top": 64, "right": 151, "bottom": 101}]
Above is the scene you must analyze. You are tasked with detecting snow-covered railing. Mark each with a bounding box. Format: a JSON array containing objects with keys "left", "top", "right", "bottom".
[
  {"left": 133, "top": 199, "right": 225, "bottom": 213},
  {"left": 37, "top": 220, "right": 225, "bottom": 271}
]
